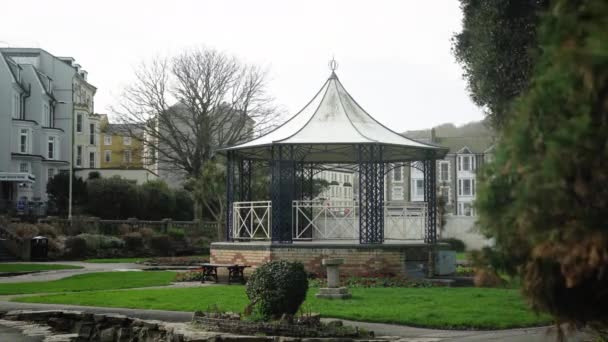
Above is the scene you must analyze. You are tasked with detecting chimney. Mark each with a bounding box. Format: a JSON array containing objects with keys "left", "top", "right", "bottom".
[{"left": 430, "top": 128, "right": 436, "bottom": 143}]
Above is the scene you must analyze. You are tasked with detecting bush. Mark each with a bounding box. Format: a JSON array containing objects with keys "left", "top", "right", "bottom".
[
  {"left": 36, "top": 224, "right": 58, "bottom": 238},
  {"left": 78, "top": 233, "right": 125, "bottom": 250},
  {"left": 65, "top": 236, "right": 88, "bottom": 258},
  {"left": 439, "top": 238, "right": 466, "bottom": 253},
  {"left": 10, "top": 223, "right": 39, "bottom": 239},
  {"left": 167, "top": 227, "right": 185, "bottom": 240},
  {"left": 149, "top": 235, "right": 171, "bottom": 256},
  {"left": 86, "top": 176, "right": 139, "bottom": 219},
  {"left": 122, "top": 232, "right": 144, "bottom": 251},
  {"left": 139, "top": 227, "right": 156, "bottom": 240},
  {"left": 245, "top": 261, "right": 308, "bottom": 320},
  {"left": 138, "top": 180, "right": 176, "bottom": 220},
  {"left": 175, "top": 270, "right": 205, "bottom": 282}
]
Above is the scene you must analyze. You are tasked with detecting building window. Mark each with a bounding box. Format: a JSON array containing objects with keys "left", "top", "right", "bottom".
[
  {"left": 47, "top": 168, "right": 55, "bottom": 181},
  {"left": 19, "top": 129, "right": 29, "bottom": 153},
  {"left": 48, "top": 136, "right": 56, "bottom": 159},
  {"left": 76, "top": 114, "right": 83, "bottom": 133},
  {"left": 89, "top": 152, "right": 95, "bottom": 168},
  {"left": 458, "top": 179, "right": 476, "bottom": 196},
  {"left": 439, "top": 161, "right": 449, "bottom": 181},
  {"left": 13, "top": 93, "right": 21, "bottom": 119},
  {"left": 104, "top": 135, "right": 112, "bottom": 145},
  {"left": 393, "top": 165, "right": 402, "bottom": 182},
  {"left": 123, "top": 136, "right": 132, "bottom": 146},
  {"left": 458, "top": 202, "right": 474, "bottom": 216},
  {"left": 440, "top": 186, "right": 450, "bottom": 203},
  {"left": 89, "top": 124, "right": 95, "bottom": 145},
  {"left": 19, "top": 162, "right": 29, "bottom": 173},
  {"left": 413, "top": 179, "right": 424, "bottom": 197},
  {"left": 104, "top": 150, "right": 111, "bottom": 163},
  {"left": 76, "top": 145, "right": 82, "bottom": 166},
  {"left": 123, "top": 150, "right": 132, "bottom": 163},
  {"left": 344, "top": 175, "right": 350, "bottom": 183},
  {"left": 43, "top": 103, "right": 50, "bottom": 126},
  {"left": 392, "top": 186, "right": 404, "bottom": 200},
  {"left": 458, "top": 155, "right": 475, "bottom": 171}
]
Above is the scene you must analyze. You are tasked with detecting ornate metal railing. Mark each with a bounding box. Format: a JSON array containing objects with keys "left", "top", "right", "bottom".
[
  {"left": 231, "top": 200, "right": 427, "bottom": 241},
  {"left": 293, "top": 200, "right": 358, "bottom": 240},
  {"left": 233, "top": 201, "right": 272, "bottom": 240},
  {"left": 383, "top": 201, "right": 427, "bottom": 240}
]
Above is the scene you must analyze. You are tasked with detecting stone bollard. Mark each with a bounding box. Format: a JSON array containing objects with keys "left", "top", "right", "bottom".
[{"left": 316, "top": 258, "right": 352, "bottom": 299}]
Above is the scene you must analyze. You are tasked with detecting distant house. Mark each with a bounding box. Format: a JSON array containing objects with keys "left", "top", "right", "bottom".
[
  {"left": 74, "top": 114, "right": 158, "bottom": 184},
  {"left": 387, "top": 124, "right": 495, "bottom": 216}
]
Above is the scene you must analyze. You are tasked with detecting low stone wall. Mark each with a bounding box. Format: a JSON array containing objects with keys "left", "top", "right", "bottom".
[
  {"left": 0, "top": 310, "right": 382, "bottom": 342},
  {"left": 211, "top": 242, "right": 434, "bottom": 277}
]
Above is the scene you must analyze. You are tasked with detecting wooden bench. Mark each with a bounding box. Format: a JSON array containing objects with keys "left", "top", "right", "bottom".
[{"left": 199, "top": 263, "right": 250, "bottom": 284}]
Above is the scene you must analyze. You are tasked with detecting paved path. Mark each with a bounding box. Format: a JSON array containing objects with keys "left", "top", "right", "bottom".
[
  {"left": 0, "top": 261, "right": 145, "bottom": 283},
  {"left": 0, "top": 301, "right": 587, "bottom": 341}
]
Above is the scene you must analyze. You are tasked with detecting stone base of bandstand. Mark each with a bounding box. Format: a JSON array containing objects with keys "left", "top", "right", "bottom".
[
  {"left": 211, "top": 240, "right": 444, "bottom": 278},
  {"left": 316, "top": 287, "right": 352, "bottom": 299}
]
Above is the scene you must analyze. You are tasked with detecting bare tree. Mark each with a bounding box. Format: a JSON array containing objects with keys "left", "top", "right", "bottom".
[{"left": 114, "top": 47, "right": 281, "bottom": 220}]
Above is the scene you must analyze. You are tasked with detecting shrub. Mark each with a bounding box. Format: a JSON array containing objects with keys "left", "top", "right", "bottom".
[
  {"left": 138, "top": 180, "right": 176, "bottom": 220},
  {"left": 11, "top": 223, "right": 39, "bottom": 239},
  {"left": 167, "top": 227, "right": 186, "bottom": 240},
  {"left": 78, "top": 233, "right": 125, "bottom": 250},
  {"left": 86, "top": 176, "right": 139, "bottom": 219},
  {"left": 439, "top": 238, "right": 466, "bottom": 253},
  {"left": 65, "top": 236, "right": 88, "bottom": 258},
  {"left": 149, "top": 235, "right": 171, "bottom": 256},
  {"left": 245, "top": 261, "right": 308, "bottom": 320},
  {"left": 175, "top": 270, "right": 205, "bottom": 282},
  {"left": 139, "top": 227, "right": 156, "bottom": 240},
  {"left": 118, "top": 224, "right": 132, "bottom": 236},
  {"left": 122, "top": 232, "right": 144, "bottom": 251},
  {"left": 474, "top": 268, "right": 505, "bottom": 288},
  {"left": 36, "top": 223, "right": 58, "bottom": 238}
]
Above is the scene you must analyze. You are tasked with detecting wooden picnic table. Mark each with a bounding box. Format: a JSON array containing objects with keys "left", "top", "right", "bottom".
[{"left": 199, "top": 263, "right": 250, "bottom": 284}]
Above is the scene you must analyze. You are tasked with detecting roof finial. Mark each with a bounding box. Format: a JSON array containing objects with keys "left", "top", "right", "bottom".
[
  {"left": 329, "top": 57, "right": 338, "bottom": 72},
  {"left": 328, "top": 57, "right": 339, "bottom": 79}
]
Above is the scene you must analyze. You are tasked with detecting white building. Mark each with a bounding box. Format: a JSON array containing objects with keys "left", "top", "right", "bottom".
[{"left": 0, "top": 48, "right": 96, "bottom": 213}]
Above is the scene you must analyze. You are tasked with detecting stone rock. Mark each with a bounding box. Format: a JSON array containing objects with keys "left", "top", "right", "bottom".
[{"left": 99, "top": 327, "right": 116, "bottom": 342}]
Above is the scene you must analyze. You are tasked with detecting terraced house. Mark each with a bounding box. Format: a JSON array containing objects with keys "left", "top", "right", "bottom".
[{"left": 0, "top": 48, "right": 96, "bottom": 214}]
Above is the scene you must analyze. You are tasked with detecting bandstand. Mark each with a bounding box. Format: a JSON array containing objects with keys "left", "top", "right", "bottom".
[{"left": 211, "top": 63, "right": 448, "bottom": 277}]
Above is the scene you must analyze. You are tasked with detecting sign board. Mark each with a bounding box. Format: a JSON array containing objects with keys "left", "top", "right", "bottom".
[{"left": 0, "top": 172, "right": 36, "bottom": 183}]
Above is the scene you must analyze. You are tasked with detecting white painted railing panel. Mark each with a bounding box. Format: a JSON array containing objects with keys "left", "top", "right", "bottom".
[
  {"left": 233, "top": 201, "right": 272, "bottom": 240},
  {"left": 293, "top": 200, "right": 358, "bottom": 240},
  {"left": 383, "top": 201, "right": 427, "bottom": 240}
]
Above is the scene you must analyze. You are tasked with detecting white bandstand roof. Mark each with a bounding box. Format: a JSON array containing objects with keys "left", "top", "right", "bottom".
[{"left": 222, "top": 71, "right": 447, "bottom": 163}]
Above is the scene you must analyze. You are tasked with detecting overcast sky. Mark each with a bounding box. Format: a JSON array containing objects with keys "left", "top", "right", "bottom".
[{"left": 1, "top": 0, "right": 484, "bottom": 131}]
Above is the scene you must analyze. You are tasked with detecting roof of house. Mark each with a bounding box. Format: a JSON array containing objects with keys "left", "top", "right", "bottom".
[
  {"left": 434, "top": 136, "right": 495, "bottom": 154},
  {"left": 103, "top": 123, "right": 144, "bottom": 136}
]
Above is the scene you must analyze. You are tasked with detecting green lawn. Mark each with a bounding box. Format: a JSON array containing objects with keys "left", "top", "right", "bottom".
[
  {"left": 15, "top": 286, "right": 550, "bottom": 329},
  {"left": 83, "top": 258, "right": 148, "bottom": 263},
  {"left": 0, "top": 271, "right": 176, "bottom": 295},
  {"left": 0, "top": 264, "right": 83, "bottom": 273}
]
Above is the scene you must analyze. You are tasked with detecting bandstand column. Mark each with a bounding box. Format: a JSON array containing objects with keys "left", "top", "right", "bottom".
[
  {"left": 357, "top": 144, "right": 385, "bottom": 244},
  {"left": 423, "top": 159, "right": 437, "bottom": 244},
  {"left": 225, "top": 151, "right": 236, "bottom": 241},
  {"left": 270, "top": 145, "right": 295, "bottom": 243}
]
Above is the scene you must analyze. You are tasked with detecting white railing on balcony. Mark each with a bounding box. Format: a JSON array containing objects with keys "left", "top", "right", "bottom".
[
  {"left": 233, "top": 201, "right": 271, "bottom": 240},
  {"left": 293, "top": 200, "right": 359, "bottom": 240},
  {"left": 383, "top": 201, "right": 427, "bottom": 240},
  {"left": 232, "top": 200, "right": 427, "bottom": 241}
]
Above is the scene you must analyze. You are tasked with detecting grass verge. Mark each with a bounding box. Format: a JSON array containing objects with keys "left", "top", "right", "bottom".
[
  {"left": 0, "top": 271, "right": 176, "bottom": 295},
  {"left": 0, "top": 264, "right": 83, "bottom": 273},
  {"left": 15, "top": 286, "right": 550, "bottom": 329}
]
